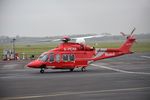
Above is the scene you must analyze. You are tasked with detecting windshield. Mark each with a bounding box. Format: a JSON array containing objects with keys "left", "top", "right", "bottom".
[{"left": 38, "top": 53, "right": 48, "bottom": 62}]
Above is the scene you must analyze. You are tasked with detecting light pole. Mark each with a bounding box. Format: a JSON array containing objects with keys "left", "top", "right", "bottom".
[{"left": 12, "top": 38, "right": 16, "bottom": 60}]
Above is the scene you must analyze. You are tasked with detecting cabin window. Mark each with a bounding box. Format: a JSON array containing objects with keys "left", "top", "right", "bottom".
[
  {"left": 49, "top": 53, "right": 54, "bottom": 62},
  {"left": 69, "top": 54, "right": 75, "bottom": 61},
  {"left": 62, "top": 54, "right": 75, "bottom": 62},
  {"left": 62, "top": 54, "right": 68, "bottom": 61},
  {"left": 38, "top": 54, "right": 48, "bottom": 62},
  {"left": 56, "top": 54, "right": 60, "bottom": 62}
]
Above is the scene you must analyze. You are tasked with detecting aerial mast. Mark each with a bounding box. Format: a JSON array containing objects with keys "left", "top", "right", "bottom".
[{"left": 12, "top": 38, "right": 16, "bottom": 60}]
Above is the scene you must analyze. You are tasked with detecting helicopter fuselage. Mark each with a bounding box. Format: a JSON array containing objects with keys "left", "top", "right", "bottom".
[{"left": 27, "top": 42, "right": 95, "bottom": 70}]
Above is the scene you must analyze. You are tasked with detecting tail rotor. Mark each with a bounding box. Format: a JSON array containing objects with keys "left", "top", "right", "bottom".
[
  {"left": 120, "top": 32, "right": 127, "bottom": 37},
  {"left": 120, "top": 27, "right": 136, "bottom": 39}
]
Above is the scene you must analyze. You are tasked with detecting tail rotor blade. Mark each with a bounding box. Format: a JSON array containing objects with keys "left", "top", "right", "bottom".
[
  {"left": 130, "top": 27, "right": 136, "bottom": 35},
  {"left": 120, "top": 32, "right": 126, "bottom": 37}
]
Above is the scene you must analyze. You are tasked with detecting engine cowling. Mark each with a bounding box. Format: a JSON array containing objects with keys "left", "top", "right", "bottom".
[{"left": 76, "top": 38, "right": 85, "bottom": 44}]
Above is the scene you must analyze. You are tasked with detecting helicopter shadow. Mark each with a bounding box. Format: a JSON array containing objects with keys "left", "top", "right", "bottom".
[{"left": 31, "top": 68, "right": 116, "bottom": 75}]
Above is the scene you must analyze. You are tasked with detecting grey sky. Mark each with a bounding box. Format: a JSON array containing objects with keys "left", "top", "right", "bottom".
[{"left": 0, "top": 0, "right": 150, "bottom": 37}]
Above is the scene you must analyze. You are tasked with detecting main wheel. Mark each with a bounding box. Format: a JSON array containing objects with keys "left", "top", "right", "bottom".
[
  {"left": 70, "top": 68, "right": 74, "bottom": 72},
  {"left": 81, "top": 67, "right": 86, "bottom": 72},
  {"left": 40, "top": 68, "right": 45, "bottom": 73}
]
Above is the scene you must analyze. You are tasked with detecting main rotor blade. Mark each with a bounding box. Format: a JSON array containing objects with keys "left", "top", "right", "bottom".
[{"left": 72, "top": 33, "right": 111, "bottom": 40}]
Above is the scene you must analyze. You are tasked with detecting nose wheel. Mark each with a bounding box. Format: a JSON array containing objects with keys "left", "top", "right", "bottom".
[{"left": 40, "top": 68, "right": 45, "bottom": 73}]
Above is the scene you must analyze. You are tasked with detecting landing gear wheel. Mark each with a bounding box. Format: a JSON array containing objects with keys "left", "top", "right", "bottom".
[
  {"left": 81, "top": 67, "right": 86, "bottom": 72},
  {"left": 40, "top": 68, "right": 45, "bottom": 73},
  {"left": 70, "top": 68, "right": 74, "bottom": 72}
]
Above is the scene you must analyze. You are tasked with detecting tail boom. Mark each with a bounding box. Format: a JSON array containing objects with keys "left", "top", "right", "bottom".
[{"left": 92, "top": 34, "right": 136, "bottom": 62}]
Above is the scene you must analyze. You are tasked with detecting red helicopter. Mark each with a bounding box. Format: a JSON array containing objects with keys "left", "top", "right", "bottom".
[{"left": 27, "top": 28, "right": 136, "bottom": 73}]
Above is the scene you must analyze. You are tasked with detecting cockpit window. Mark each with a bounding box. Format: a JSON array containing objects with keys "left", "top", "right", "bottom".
[{"left": 38, "top": 53, "right": 48, "bottom": 62}]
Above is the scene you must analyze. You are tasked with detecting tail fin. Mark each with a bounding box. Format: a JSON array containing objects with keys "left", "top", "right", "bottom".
[{"left": 119, "top": 28, "right": 136, "bottom": 53}]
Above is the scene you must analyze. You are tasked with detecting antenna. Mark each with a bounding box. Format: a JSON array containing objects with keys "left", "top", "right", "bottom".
[{"left": 12, "top": 38, "right": 16, "bottom": 60}]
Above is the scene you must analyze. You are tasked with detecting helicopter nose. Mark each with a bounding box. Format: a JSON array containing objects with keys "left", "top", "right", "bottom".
[
  {"left": 27, "top": 60, "right": 43, "bottom": 68},
  {"left": 27, "top": 62, "right": 35, "bottom": 68}
]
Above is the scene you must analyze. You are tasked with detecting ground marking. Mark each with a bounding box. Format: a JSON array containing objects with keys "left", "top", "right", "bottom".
[
  {"left": 1, "top": 87, "right": 150, "bottom": 100},
  {"left": 91, "top": 64, "right": 150, "bottom": 75},
  {"left": 141, "top": 56, "right": 150, "bottom": 59}
]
